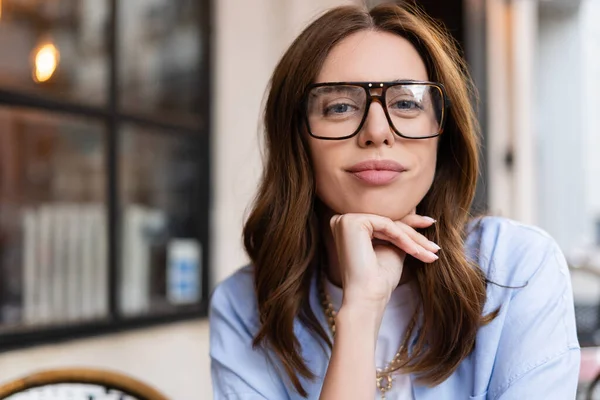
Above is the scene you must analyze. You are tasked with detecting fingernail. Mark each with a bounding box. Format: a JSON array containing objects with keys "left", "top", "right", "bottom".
[
  {"left": 429, "top": 241, "right": 441, "bottom": 251},
  {"left": 424, "top": 216, "right": 437, "bottom": 223},
  {"left": 431, "top": 253, "right": 439, "bottom": 260}
]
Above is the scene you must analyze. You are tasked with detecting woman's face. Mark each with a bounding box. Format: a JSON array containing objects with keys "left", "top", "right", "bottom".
[{"left": 307, "top": 30, "right": 439, "bottom": 220}]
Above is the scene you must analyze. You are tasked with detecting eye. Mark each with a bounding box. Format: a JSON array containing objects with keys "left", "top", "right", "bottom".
[
  {"left": 390, "top": 99, "right": 422, "bottom": 111},
  {"left": 324, "top": 103, "right": 357, "bottom": 115}
]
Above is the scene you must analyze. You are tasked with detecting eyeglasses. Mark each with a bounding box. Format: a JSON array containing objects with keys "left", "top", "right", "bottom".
[{"left": 304, "top": 81, "right": 451, "bottom": 140}]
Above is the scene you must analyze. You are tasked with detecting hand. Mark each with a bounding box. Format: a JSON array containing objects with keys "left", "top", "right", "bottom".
[{"left": 329, "top": 212, "right": 439, "bottom": 313}]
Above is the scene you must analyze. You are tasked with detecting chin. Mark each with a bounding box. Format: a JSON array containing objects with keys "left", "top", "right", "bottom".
[
  {"left": 317, "top": 188, "right": 423, "bottom": 221},
  {"left": 337, "top": 200, "right": 413, "bottom": 221}
]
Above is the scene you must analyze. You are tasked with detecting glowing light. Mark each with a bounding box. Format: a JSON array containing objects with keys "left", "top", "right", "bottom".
[{"left": 33, "top": 42, "right": 60, "bottom": 83}]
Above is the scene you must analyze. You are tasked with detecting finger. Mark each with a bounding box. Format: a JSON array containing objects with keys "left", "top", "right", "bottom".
[
  {"left": 399, "top": 214, "right": 436, "bottom": 229},
  {"left": 373, "top": 229, "right": 438, "bottom": 263},
  {"left": 374, "top": 244, "right": 407, "bottom": 268},
  {"left": 367, "top": 217, "right": 439, "bottom": 263},
  {"left": 397, "top": 222, "right": 440, "bottom": 253}
]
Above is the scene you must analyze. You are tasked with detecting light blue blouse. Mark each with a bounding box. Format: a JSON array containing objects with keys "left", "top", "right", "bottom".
[{"left": 209, "top": 217, "right": 581, "bottom": 399}]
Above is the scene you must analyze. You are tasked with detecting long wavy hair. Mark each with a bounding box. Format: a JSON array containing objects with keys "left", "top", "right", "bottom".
[{"left": 243, "top": 2, "right": 496, "bottom": 397}]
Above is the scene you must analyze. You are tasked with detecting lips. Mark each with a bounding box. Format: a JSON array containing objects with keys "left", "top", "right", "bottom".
[
  {"left": 347, "top": 160, "right": 407, "bottom": 173},
  {"left": 346, "top": 160, "right": 407, "bottom": 185}
]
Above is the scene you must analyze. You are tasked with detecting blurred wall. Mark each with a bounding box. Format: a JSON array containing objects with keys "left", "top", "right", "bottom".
[
  {"left": 0, "top": 0, "right": 355, "bottom": 398},
  {"left": 537, "top": 2, "right": 585, "bottom": 253},
  {"left": 485, "top": 0, "right": 600, "bottom": 313},
  {"left": 581, "top": 0, "right": 600, "bottom": 240},
  {"left": 211, "top": 0, "right": 356, "bottom": 287}
]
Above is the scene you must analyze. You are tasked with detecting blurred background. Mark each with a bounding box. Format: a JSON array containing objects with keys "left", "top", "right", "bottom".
[{"left": 0, "top": 0, "right": 598, "bottom": 398}]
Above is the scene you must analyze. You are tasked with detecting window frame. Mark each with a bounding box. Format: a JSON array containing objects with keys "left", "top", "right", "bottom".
[{"left": 0, "top": 0, "right": 211, "bottom": 352}]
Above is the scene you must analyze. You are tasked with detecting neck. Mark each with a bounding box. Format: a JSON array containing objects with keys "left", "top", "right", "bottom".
[{"left": 318, "top": 207, "right": 414, "bottom": 289}]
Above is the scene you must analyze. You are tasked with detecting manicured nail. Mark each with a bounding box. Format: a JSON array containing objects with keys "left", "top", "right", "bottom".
[
  {"left": 424, "top": 216, "right": 437, "bottom": 223},
  {"left": 430, "top": 253, "right": 439, "bottom": 260},
  {"left": 429, "top": 241, "right": 441, "bottom": 251}
]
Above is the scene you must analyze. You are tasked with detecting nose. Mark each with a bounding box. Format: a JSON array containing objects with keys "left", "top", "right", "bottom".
[{"left": 357, "top": 100, "right": 396, "bottom": 148}]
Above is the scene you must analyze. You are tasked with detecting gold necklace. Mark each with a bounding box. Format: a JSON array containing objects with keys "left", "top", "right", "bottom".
[{"left": 317, "top": 269, "right": 416, "bottom": 400}]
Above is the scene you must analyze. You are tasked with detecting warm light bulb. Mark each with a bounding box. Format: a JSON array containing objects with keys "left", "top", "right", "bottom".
[{"left": 33, "top": 43, "right": 60, "bottom": 83}]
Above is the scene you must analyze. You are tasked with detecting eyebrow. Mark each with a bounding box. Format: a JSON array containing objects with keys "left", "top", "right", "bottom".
[
  {"left": 311, "top": 85, "right": 364, "bottom": 94},
  {"left": 391, "top": 78, "right": 420, "bottom": 83}
]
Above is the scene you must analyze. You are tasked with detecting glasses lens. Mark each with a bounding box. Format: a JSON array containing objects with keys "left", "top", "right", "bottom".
[
  {"left": 306, "top": 85, "right": 366, "bottom": 138},
  {"left": 386, "top": 84, "right": 444, "bottom": 138}
]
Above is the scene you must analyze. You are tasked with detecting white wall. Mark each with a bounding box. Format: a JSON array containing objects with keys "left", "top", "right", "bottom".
[
  {"left": 536, "top": 3, "right": 586, "bottom": 252},
  {"left": 486, "top": 0, "right": 600, "bottom": 304},
  {"left": 211, "top": 0, "right": 356, "bottom": 287},
  {"left": 0, "top": 0, "right": 355, "bottom": 398},
  {"left": 582, "top": 0, "right": 600, "bottom": 234},
  {"left": 486, "top": 0, "right": 600, "bottom": 251},
  {"left": 535, "top": 0, "right": 600, "bottom": 252}
]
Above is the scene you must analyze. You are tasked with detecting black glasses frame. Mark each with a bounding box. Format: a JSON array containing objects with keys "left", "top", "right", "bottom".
[{"left": 303, "top": 80, "right": 452, "bottom": 140}]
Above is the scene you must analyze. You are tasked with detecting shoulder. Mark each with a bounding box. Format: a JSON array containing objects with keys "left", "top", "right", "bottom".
[
  {"left": 463, "top": 218, "right": 580, "bottom": 398},
  {"left": 465, "top": 216, "right": 562, "bottom": 286},
  {"left": 209, "top": 266, "right": 294, "bottom": 398},
  {"left": 209, "top": 265, "right": 260, "bottom": 334}
]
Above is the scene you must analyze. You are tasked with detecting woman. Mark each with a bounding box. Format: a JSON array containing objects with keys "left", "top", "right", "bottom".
[{"left": 210, "top": 3, "right": 580, "bottom": 399}]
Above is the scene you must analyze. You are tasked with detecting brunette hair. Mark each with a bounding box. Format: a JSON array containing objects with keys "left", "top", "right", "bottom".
[{"left": 243, "top": 2, "right": 496, "bottom": 396}]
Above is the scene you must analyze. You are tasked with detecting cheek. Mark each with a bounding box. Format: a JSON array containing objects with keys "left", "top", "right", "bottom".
[
  {"left": 307, "top": 140, "right": 345, "bottom": 206},
  {"left": 412, "top": 141, "right": 438, "bottom": 187},
  {"left": 311, "top": 150, "right": 338, "bottom": 194},
  {"left": 422, "top": 147, "right": 438, "bottom": 178},
  {"left": 308, "top": 141, "right": 326, "bottom": 184}
]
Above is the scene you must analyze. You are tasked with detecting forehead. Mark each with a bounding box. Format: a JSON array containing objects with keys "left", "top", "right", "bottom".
[{"left": 315, "top": 30, "right": 429, "bottom": 83}]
